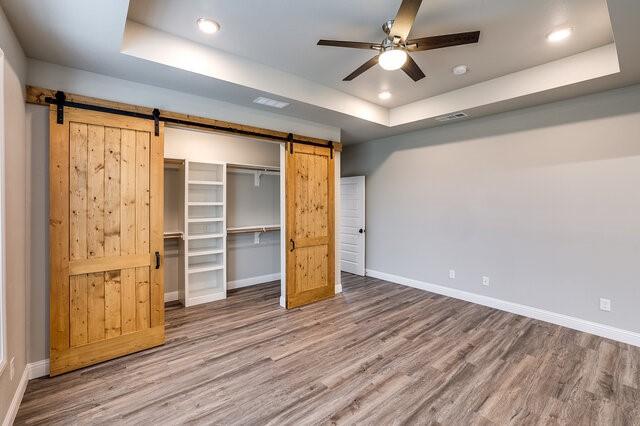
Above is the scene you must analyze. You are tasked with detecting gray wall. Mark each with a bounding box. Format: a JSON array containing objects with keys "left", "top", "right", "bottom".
[
  {"left": 227, "top": 172, "right": 280, "bottom": 284},
  {"left": 25, "top": 104, "right": 47, "bottom": 365},
  {"left": 342, "top": 84, "right": 640, "bottom": 334},
  {"left": 0, "top": 4, "right": 27, "bottom": 420}
]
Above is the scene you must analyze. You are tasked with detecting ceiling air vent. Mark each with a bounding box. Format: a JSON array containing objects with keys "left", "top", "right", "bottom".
[
  {"left": 253, "top": 96, "right": 290, "bottom": 109},
  {"left": 435, "top": 112, "right": 469, "bottom": 122}
]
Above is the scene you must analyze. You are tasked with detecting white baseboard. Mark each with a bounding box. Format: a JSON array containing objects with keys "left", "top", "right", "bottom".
[
  {"left": 2, "top": 366, "right": 28, "bottom": 426},
  {"left": 365, "top": 269, "right": 640, "bottom": 348},
  {"left": 164, "top": 291, "right": 179, "bottom": 303},
  {"left": 27, "top": 359, "right": 49, "bottom": 379},
  {"left": 335, "top": 284, "right": 342, "bottom": 293},
  {"left": 228, "top": 273, "right": 281, "bottom": 290}
]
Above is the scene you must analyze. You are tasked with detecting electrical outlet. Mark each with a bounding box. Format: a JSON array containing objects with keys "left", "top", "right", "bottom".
[
  {"left": 600, "top": 298, "right": 611, "bottom": 312},
  {"left": 482, "top": 276, "right": 490, "bottom": 286},
  {"left": 9, "top": 357, "right": 15, "bottom": 381},
  {"left": 449, "top": 269, "right": 456, "bottom": 279}
]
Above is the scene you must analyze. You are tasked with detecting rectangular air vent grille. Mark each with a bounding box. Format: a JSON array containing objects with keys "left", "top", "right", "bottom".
[
  {"left": 435, "top": 112, "right": 469, "bottom": 122},
  {"left": 253, "top": 97, "right": 290, "bottom": 109}
]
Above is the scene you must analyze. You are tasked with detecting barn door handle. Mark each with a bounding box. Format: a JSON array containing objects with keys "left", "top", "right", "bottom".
[
  {"left": 289, "top": 239, "right": 295, "bottom": 252},
  {"left": 155, "top": 251, "right": 160, "bottom": 269}
]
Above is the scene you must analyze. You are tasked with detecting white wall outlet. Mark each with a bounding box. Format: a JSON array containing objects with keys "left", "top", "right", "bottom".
[
  {"left": 482, "top": 276, "right": 490, "bottom": 286},
  {"left": 9, "top": 357, "right": 15, "bottom": 381},
  {"left": 600, "top": 298, "right": 611, "bottom": 312},
  {"left": 449, "top": 269, "right": 456, "bottom": 279}
]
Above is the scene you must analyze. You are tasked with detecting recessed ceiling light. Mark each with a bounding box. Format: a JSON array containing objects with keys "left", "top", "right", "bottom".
[
  {"left": 378, "top": 91, "right": 392, "bottom": 100},
  {"left": 452, "top": 65, "right": 468, "bottom": 75},
  {"left": 547, "top": 28, "right": 572, "bottom": 43},
  {"left": 197, "top": 18, "right": 220, "bottom": 34}
]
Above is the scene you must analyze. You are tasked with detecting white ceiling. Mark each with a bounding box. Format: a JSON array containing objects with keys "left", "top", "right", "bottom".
[
  {"left": 1, "top": 0, "right": 639, "bottom": 144},
  {"left": 128, "top": 0, "right": 614, "bottom": 108}
]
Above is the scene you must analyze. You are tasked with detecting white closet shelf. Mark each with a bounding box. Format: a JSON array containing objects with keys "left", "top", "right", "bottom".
[
  {"left": 188, "top": 233, "right": 224, "bottom": 240},
  {"left": 188, "top": 217, "right": 223, "bottom": 223},
  {"left": 188, "top": 180, "right": 224, "bottom": 186},
  {"left": 188, "top": 264, "right": 224, "bottom": 274},
  {"left": 227, "top": 224, "right": 280, "bottom": 234},
  {"left": 188, "top": 202, "right": 223, "bottom": 206},
  {"left": 188, "top": 248, "right": 224, "bottom": 257}
]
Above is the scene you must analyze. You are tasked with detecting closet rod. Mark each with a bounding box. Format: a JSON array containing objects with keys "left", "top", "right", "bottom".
[
  {"left": 163, "top": 231, "right": 184, "bottom": 239},
  {"left": 227, "top": 163, "right": 280, "bottom": 173},
  {"left": 30, "top": 87, "right": 341, "bottom": 152},
  {"left": 227, "top": 225, "right": 280, "bottom": 235}
]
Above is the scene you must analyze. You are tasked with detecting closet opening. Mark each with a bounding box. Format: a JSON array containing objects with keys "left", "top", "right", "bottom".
[{"left": 162, "top": 128, "right": 283, "bottom": 308}]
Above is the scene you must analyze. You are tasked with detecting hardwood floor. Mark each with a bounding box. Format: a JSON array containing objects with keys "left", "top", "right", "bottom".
[{"left": 16, "top": 273, "right": 640, "bottom": 425}]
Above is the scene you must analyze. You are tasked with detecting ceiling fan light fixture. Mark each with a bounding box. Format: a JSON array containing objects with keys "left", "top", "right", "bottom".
[
  {"left": 197, "top": 18, "right": 220, "bottom": 34},
  {"left": 378, "top": 48, "right": 408, "bottom": 71},
  {"left": 378, "top": 91, "right": 392, "bottom": 100}
]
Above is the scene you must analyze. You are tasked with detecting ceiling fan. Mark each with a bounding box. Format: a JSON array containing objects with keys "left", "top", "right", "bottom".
[{"left": 317, "top": 0, "right": 480, "bottom": 82}]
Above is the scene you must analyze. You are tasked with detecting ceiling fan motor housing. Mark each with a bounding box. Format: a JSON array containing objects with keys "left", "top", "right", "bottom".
[{"left": 382, "top": 19, "right": 395, "bottom": 35}]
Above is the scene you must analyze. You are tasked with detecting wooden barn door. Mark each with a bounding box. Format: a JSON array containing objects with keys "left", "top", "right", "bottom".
[
  {"left": 286, "top": 144, "right": 335, "bottom": 308},
  {"left": 49, "top": 106, "right": 164, "bottom": 376}
]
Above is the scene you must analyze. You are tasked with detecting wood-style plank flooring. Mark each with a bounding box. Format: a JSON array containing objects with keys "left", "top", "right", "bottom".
[{"left": 16, "top": 273, "right": 640, "bottom": 425}]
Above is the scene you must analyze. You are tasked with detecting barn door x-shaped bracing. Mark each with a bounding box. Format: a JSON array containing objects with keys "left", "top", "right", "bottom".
[{"left": 49, "top": 106, "right": 165, "bottom": 376}]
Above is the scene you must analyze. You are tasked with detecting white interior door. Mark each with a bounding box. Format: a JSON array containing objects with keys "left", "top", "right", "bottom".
[{"left": 340, "top": 176, "right": 365, "bottom": 275}]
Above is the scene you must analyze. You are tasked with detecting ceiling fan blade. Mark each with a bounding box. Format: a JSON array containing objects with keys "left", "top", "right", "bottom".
[
  {"left": 401, "top": 54, "right": 426, "bottom": 81},
  {"left": 318, "top": 40, "right": 381, "bottom": 50},
  {"left": 407, "top": 31, "right": 480, "bottom": 51},
  {"left": 343, "top": 56, "right": 379, "bottom": 81},
  {"left": 390, "top": 0, "right": 423, "bottom": 41}
]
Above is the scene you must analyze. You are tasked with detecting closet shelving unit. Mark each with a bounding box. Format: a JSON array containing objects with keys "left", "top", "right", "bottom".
[{"left": 184, "top": 161, "right": 227, "bottom": 306}]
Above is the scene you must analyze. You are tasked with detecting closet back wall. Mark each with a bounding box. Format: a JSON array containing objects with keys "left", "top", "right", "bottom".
[
  {"left": 226, "top": 171, "right": 280, "bottom": 287},
  {"left": 165, "top": 128, "right": 279, "bottom": 166}
]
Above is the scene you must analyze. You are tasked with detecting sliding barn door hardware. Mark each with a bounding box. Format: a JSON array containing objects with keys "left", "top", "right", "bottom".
[
  {"left": 288, "top": 133, "right": 294, "bottom": 154},
  {"left": 286, "top": 133, "right": 334, "bottom": 158},
  {"left": 152, "top": 108, "right": 161, "bottom": 136},
  {"left": 45, "top": 91, "right": 335, "bottom": 148},
  {"left": 47, "top": 91, "right": 161, "bottom": 134},
  {"left": 54, "top": 91, "right": 66, "bottom": 124}
]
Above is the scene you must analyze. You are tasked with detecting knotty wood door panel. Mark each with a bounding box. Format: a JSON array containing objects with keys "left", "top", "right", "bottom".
[
  {"left": 50, "top": 106, "right": 164, "bottom": 376},
  {"left": 286, "top": 144, "right": 335, "bottom": 308}
]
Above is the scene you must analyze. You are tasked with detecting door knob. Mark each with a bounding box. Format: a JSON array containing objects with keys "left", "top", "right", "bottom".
[{"left": 358, "top": 228, "right": 364, "bottom": 234}]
